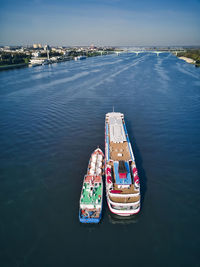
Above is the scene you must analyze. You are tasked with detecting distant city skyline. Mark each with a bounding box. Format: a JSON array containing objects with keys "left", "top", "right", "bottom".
[{"left": 0, "top": 0, "right": 200, "bottom": 46}]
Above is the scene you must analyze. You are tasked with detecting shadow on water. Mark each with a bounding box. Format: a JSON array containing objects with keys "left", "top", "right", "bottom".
[
  {"left": 108, "top": 212, "right": 140, "bottom": 225},
  {"left": 79, "top": 221, "right": 101, "bottom": 231},
  {"left": 126, "top": 118, "right": 147, "bottom": 210},
  {"left": 101, "top": 174, "right": 108, "bottom": 221}
]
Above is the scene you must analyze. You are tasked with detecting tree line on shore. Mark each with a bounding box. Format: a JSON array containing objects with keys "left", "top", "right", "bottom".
[
  {"left": 0, "top": 52, "right": 31, "bottom": 66},
  {"left": 177, "top": 49, "right": 200, "bottom": 66}
]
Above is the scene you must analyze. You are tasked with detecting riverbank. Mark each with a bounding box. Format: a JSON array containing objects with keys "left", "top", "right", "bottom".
[
  {"left": 0, "top": 63, "right": 28, "bottom": 71},
  {"left": 0, "top": 52, "right": 113, "bottom": 71},
  {"left": 176, "top": 49, "right": 200, "bottom": 67},
  {"left": 178, "top": 56, "right": 196, "bottom": 64}
]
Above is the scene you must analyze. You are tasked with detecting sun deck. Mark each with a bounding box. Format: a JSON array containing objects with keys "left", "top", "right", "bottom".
[
  {"left": 110, "top": 141, "right": 131, "bottom": 161},
  {"left": 106, "top": 113, "right": 135, "bottom": 190},
  {"left": 105, "top": 113, "right": 132, "bottom": 161}
]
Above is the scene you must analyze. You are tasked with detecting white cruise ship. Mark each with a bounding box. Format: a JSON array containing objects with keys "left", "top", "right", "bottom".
[{"left": 105, "top": 112, "right": 140, "bottom": 216}]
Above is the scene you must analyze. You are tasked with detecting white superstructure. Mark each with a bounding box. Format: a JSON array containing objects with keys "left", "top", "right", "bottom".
[{"left": 107, "top": 112, "right": 127, "bottom": 143}]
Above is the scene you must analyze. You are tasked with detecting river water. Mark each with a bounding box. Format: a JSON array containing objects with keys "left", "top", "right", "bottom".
[{"left": 0, "top": 53, "right": 200, "bottom": 267}]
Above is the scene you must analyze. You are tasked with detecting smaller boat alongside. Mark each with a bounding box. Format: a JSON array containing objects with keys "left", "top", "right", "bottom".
[{"left": 79, "top": 148, "right": 104, "bottom": 223}]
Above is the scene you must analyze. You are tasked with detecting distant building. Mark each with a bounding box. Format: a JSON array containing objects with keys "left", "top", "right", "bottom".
[
  {"left": 4, "top": 46, "right": 10, "bottom": 50},
  {"left": 90, "top": 44, "right": 97, "bottom": 50},
  {"left": 33, "top": 43, "right": 42, "bottom": 49}
]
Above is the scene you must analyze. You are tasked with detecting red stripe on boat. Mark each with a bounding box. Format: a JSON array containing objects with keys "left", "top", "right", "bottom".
[
  {"left": 132, "top": 167, "right": 137, "bottom": 174},
  {"left": 134, "top": 175, "right": 139, "bottom": 183},
  {"left": 106, "top": 168, "right": 111, "bottom": 175},
  {"left": 107, "top": 176, "right": 112, "bottom": 184},
  {"left": 110, "top": 190, "right": 122, "bottom": 193}
]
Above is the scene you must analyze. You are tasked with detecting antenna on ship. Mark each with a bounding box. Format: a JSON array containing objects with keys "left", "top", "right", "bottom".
[{"left": 113, "top": 106, "right": 114, "bottom": 113}]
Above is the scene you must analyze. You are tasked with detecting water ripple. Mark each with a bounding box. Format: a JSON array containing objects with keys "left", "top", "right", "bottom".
[{"left": 0, "top": 52, "right": 200, "bottom": 267}]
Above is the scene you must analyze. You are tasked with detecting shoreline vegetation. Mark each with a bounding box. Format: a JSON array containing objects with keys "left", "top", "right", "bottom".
[
  {"left": 0, "top": 49, "right": 114, "bottom": 71},
  {"left": 0, "top": 63, "right": 29, "bottom": 70},
  {"left": 176, "top": 49, "right": 200, "bottom": 67}
]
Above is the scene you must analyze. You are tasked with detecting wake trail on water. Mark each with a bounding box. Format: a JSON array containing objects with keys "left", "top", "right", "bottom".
[
  {"left": 4, "top": 54, "right": 146, "bottom": 102},
  {"left": 4, "top": 71, "right": 91, "bottom": 99},
  {"left": 62, "top": 54, "right": 148, "bottom": 100},
  {"left": 175, "top": 62, "right": 200, "bottom": 79},
  {"left": 154, "top": 56, "right": 170, "bottom": 92}
]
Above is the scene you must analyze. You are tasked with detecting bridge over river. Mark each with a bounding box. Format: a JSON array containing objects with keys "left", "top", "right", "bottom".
[{"left": 114, "top": 50, "right": 186, "bottom": 56}]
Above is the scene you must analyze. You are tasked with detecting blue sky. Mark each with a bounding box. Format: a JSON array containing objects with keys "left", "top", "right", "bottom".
[{"left": 0, "top": 0, "right": 200, "bottom": 46}]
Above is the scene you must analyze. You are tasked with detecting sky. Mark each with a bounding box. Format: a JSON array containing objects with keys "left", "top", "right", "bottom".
[{"left": 0, "top": 0, "right": 200, "bottom": 46}]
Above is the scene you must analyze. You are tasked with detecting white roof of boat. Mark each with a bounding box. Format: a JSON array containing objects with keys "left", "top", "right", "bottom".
[
  {"left": 106, "top": 112, "right": 124, "bottom": 118},
  {"left": 107, "top": 112, "right": 126, "bottom": 143}
]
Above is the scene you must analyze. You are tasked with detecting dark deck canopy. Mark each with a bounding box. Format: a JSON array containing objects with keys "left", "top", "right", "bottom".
[{"left": 118, "top": 160, "right": 127, "bottom": 174}]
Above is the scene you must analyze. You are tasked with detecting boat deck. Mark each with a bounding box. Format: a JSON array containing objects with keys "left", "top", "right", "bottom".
[
  {"left": 80, "top": 208, "right": 101, "bottom": 218},
  {"left": 109, "top": 141, "right": 131, "bottom": 161},
  {"left": 81, "top": 181, "right": 102, "bottom": 204},
  {"left": 109, "top": 195, "right": 140, "bottom": 203},
  {"left": 112, "top": 184, "right": 138, "bottom": 194}
]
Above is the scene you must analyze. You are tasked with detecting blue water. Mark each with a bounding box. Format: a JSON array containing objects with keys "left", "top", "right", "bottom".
[{"left": 0, "top": 53, "right": 200, "bottom": 267}]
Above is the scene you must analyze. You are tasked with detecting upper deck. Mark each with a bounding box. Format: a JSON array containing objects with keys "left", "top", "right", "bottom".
[{"left": 105, "top": 112, "right": 134, "bottom": 162}]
